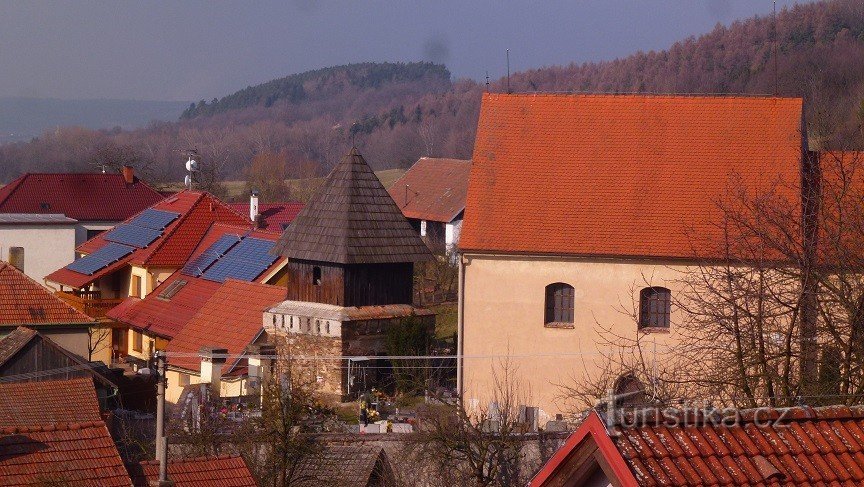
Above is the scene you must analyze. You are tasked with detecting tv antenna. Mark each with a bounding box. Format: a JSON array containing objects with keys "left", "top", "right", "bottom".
[
  {"left": 485, "top": 71, "right": 490, "bottom": 92},
  {"left": 174, "top": 148, "right": 199, "bottom": 190},
  {"left": 506, "top": 49, "right": 511, "bottom": 94},
  {"left": 773, "top": 0, "right": 779, "bottom": 95}
]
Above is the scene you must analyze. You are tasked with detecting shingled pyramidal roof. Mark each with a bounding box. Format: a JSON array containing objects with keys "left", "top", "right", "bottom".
[{"left": 273, "top": 148, "right": 432, "bottom": 264}]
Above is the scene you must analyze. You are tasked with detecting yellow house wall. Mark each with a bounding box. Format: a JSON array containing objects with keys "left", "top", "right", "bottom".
[
  {"left": 460, "top": 253, "right": 688, "bottom": 420},
  {"left": 126, "top": 328, "right": 159, "bottom": 361},
  {"left": 165, "top": 368, "right": 246, "bottom": 404},
  {"left": 129, "top": 265, "right": 177, "bottom": 298}
]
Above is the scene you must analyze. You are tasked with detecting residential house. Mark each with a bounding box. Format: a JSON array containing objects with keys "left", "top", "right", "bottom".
[
  {"left": 0, "top": 213, "right": 77, "bottom": 283},
  {"left": 106, "top": 223, "right": 287, "bottom": 364},
  {"left": 45, "top": 191, "right": 251, "bottom": 360},
  {"left": 0, "top": 261, "right": 102, "bottom": 361},
  {"left": 0, "top": 377, "right": 104, "bottom": 427},
  {"left": 0, "top": 374, "right": 130, "bottom": 486},
  {"left": 388, "top": 157, "right": 471, "bottom": 252},
  {"left": 229, "top": 190, "right": 304, "bottom": 232},
  {"left": 130, "top": 455, "right": 258, "bottom": 487},
  {"left": 163, "top": 279, "right": 286, "bottom": 403},
  {"left": 458, "top": 93, "right": 805, "bottom": 417},
  {"left": 530, "top": 406, "right": 864, "bottom": 486},
  {"left": 0, "top": 168, "right": 164, "bottom": 282},
  {"left": 0, "top": 327, "right": 119, "bottom": 404},
  {"left": 291, "top": 445, "right": 396, "bottom": 487},
  {"left": 0, "top": 421, "right": 132, "bottom": 486},
  {"left": 268, "top": 148, "right": 435, "bottom": 400}
]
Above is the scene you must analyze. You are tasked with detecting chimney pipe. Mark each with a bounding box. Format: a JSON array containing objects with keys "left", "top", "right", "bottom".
[
  {"left": 122, "top": 165, "right": 135, "bottom": 184},
  {"left": 245, "top": 344, "right": 275, "bottom": 401},
  {"left": 199, "top": 347, "right": 228, "bottom": 399},
  {"left": 249, "top": 190, "right": 260, "bottom": 225}
]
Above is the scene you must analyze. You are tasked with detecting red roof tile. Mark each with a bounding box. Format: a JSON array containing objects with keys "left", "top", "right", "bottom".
[
  {"left": 0, "top": 262, "right": 93, "bottom": 325},
  {"left": 166, "top": 280, "right": 285, "bottom": 373},
  {"left": 229, "top": 202, "right": 304, "bottom": 231},
  {"left": 107, "top": 224, "right": 284, "bottom": 339},
  {"left": 388, "top": 157, "right": 471, "bottom": 223},
  {"left": 0, "top": 421, "right": 131, "bottom": 486},
  {"left": 461, "top": 93, "right": 804, "bottom": 259},
  {"left": 532, "top": 407, "right": 864, "bottom": 487},
  {"left": 132, "top": 455, "right": 257, "bottom": 486},
  {"left": 0, "top": 172, "right": 163, "bottom": 222},
  {"left": 45, "top": 191, "right": 251, "bottom": 289},
  {"left": 0, "top": 377, "right": 102, "bottom": 428}
]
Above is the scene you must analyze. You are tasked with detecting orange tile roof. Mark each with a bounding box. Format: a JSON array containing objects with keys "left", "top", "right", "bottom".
[
  {"left": 0, "top": 421, "right": 131, "bottom": 486},
  {"left": 132, "top": 455, "right": 257, "bottom": 486},
  {"left": 46, "top": 191, "right": 250, "bottom": 289},
  {"left": 461, "top": 93, "right": 804, "bottom": 259},
  {"left": 107, "top": 223, "right": 284, "bottom": 340},
  {"left": 0, "top": 377, "right": 102, "bottom": 428},
  {"left": 388, "top": 157, "right": 472, "bottom": 223},
  {"left": 533, "top": 406, "right": 864, "bottom": 487},
  {"left": 0, "top": 262, "right": 93, "bottom": 325},
  {"left": 0, "top": 172, "right": 163, "bottom": 222},
  {"left": 229, "top": 202, "right": 304, "bottom": 231},
  {"left": 166, "top": 280, "right": 285, "bottom": 373}
]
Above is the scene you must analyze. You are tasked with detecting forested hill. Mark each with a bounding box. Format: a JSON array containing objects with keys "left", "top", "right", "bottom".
[
  {"left": 181, "top": 62, "right": 451, "bottom": 119},
  {"left": 1, "top": 0, "right": 862, "bottom": 194}
]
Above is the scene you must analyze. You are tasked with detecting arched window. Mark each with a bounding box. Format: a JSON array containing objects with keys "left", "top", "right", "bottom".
[
  {"left": 613, "top": 374, "right": 646, "bottom": 407},
  {"left": 639, "top": 287, "right": 671, "bottom": 329},
  {"left": 545, "top": 283, "right": 575, "bottom": 324}
]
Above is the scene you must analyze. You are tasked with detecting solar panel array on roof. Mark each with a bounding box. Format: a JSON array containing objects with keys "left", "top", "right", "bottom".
[
  {"left": 66, "top": 242, "right": 135, "bottom": 275},
  {"left": 132, "top": 209, "right": 180, "bottom": 230},
  {"left": 180, "top": 234, "right": 241, "bottom": 277},
  {"left": 104, "top": 224, "right": 161, "bottom": 248},
  {"left": 103, "top": 209, "right": 180, "bottom": 249},
  {"left": 201, "top": 237, "right": 278, "bottom": 283}
]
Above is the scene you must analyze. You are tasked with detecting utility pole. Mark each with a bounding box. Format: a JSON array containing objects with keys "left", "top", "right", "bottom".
[{"left": 151, "top": 351, "right": 174, "bottom": 487}]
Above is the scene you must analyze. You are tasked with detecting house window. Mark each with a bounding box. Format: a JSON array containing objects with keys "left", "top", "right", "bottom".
[
  {"left": 544, "top": 283, "right": 575, "bottom": 325},
  {"left": 8, "top": 247, "right": 24, "bottom": 272},
  {"left": 313, "top": 266, "right": 322, "bottom": 286},
  {"left": 178, "top": 373, "right": 190, "bottom": 387},
  {"left": 639, "top": 287, "right": 671, "bottom": 329},
  {"left": 132, "top": 330, "right": 143, "bottom": 352},
  {"left": 420, "top": 220, "right": 427, "bottom": 237},
  {"left": 131, "top": 275, "right": 143, "bottom": 298}
]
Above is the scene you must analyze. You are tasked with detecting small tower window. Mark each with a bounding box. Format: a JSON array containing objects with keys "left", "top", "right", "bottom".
[
  {"left": 639, "top": 287, "right": 671, "bottom": 329},
  {"left": 544, "top": 283, "right": 575, "bottom": 324},
  {"left": 313, "top": 266, "right": 322, "bottom": 286}
]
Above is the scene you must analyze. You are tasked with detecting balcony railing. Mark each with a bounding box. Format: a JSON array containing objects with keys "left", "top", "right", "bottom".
[{"left": 55, "top": 290, "right": 124, "bottom": 319}]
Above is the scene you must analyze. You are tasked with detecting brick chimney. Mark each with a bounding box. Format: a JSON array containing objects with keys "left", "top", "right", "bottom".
[
  {"left": 199, "top": 346, "right": 228, "bottom": 398},
  {"left": 122, "top": 165, "right": 135, "bottom": 184}
]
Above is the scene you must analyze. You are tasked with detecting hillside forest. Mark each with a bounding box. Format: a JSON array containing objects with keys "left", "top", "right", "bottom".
[{"left": 0, "top": 0, "right": 862, "bottom": 201}]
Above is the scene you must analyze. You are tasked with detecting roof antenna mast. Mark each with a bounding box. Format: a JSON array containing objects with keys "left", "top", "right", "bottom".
[
  {"left": 506, "top": 49, "right": 511, "bottom": 94},
  {"left": 485, "top": 71, "right": 490, "bottom": 92},
  {"left": 773, "top": 0, "right": 779, "bottom": 95}
]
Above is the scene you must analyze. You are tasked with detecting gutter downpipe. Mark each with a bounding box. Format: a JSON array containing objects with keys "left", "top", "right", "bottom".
[{"left": 456, "top": 252, "right": 466, "bottom": 398}]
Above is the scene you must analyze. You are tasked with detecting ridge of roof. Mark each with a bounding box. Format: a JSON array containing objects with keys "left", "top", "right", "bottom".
[
  {"left": 486, "top": 92, "right": 803, "bottom": 101},
  {"left": 273, "top": 148, "right": 433, "bottom": 264},
  {"left": 137, "top": 454, "right": 242, "bottom": 466},
  {"left": 0, "top": 419, "right": 106, "bottom": 435}
]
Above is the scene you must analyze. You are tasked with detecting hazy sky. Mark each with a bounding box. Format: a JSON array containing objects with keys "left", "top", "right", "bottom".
[{"left": 0, "top": 0, "right": 812, "bottom": 102}]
